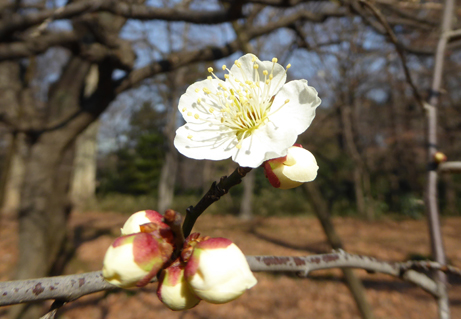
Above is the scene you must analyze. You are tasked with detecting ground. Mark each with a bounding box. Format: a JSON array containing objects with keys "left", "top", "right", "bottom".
[{"left": 0, "top": 212, "right": 460, "bottom": 319}]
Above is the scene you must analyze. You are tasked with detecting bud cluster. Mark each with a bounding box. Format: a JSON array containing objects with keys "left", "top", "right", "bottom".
[{"left": 102, "top": 210, "right": 257, "bottom": 311}]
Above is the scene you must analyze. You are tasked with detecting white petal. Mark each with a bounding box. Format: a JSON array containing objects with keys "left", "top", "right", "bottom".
[
  {"left": 227, "top": 54, "right": 287, "bottom": 98},
  {"left": 178, "top": 79, "right": 225, "bottom": 124},
  {"left": 233, "top": 122, "right": 296, "bottom": 168},
  {"left": 187, "top": 244, "right": 257, "bottom": 303},
  {"left": 121, "top": 211, "right": 150, "bottom": 235},
  {"left": 102, "top": 245, "right": 147, "bottom": 288},
  {"left": 269, "top": 79, "right": 321, "bottom": 135},
  {"left": 282, "top": 147, "right": 318, "bottom": 182},
  {"left": 174, "top": 123, "right": 237, "bottom": 161},
  {"left": 158, "top": 268, "right": 200, "bottom": 310}
]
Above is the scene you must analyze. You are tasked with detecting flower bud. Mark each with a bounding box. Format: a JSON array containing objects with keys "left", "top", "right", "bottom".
[
  {"left": 103, "top": 232, "right": 173, "bottom": 288},
  {"left": 157, "top": 260, "right": 201, "bottom": 310},
  {"left": 434, "top": 152, "right": 447, "bottom": 164},
  {"left": 184, "top": 237, "right": 257, "bottom": 304},
  {"left": 264, "top": 145, "right": 318, "bottom": 189},
  {"left": 121, "top": 210, "right": 169, "bottom": 235}
]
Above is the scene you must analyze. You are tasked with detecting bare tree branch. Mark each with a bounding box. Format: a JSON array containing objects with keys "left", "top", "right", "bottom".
[
  {"left": 357, "top": 0, "right": 425, "bottom": 109},
  {"left": 114, "top": 7, "right": 346, "bottom": 93},
  {"left": 0, "top": 0, "right": 245, "bottom": 40},
  {"left": 438, "top": 161, "right": 461, "bottom": 174},
  {"left": 3, "top": 251, "right": 460, "bottom": 308},
  {"left": 0, "top": 31, "right": 78, "bottom": 61}
]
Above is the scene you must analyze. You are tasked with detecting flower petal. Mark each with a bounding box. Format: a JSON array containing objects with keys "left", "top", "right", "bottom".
[
  {"left": 281, "top": 147, "right": 318, "bottom": 182},
  {"left": 269, "top": 79, "right": 321, "bottom": 135},
  {"left": 227, "top": 54, "right": 287, "bottom": 98},
  {"left": 174, "top": 123, "right": 237, "bottom": 161},
  {"left": 232, "top": 121, "right": 296, "bottom": 168},
  {"left": 178, "top": 79, "right": 225, "bottom": 124}
]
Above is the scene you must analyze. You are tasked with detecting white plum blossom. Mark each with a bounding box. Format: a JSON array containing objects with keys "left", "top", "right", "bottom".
[{"left": 174, "top": 54, "right": 321, "bottom": 168}]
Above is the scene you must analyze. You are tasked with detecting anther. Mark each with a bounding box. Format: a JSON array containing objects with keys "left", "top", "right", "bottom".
[
  {"left": 263, "top": 70, "right": 268, "bottom": 76},
  {"left": 286, "top": 63, "right": 291, "bottom": 69},
  {"left": 272, "top": 58, "right": 278, "bottom": 63},
  {"left": 194, "top": 114, "right": 199, "bottom": 119},
  {"left": 187, "top": 135, "right": 193, "bottom": 139},
  {"left": 187, "top": 112, "right": 192, "bottom": 116},
  {"left": 208, "top": 67, "right": 213, "bottom": 73},
  {"left": 222, "top": 65, "right": 226, "bottom": 70}
]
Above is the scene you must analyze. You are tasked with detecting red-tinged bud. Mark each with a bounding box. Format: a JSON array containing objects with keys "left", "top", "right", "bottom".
[
  {"left": 184, "top": 237, "right": 257, "bottom": 304},
  {"left": 121, "top": 210, "right": 174, "bottom": 245},
  {"left": 264, "top": 145, "right": 318, "bottom": 189},
  {"left": 121, "top": 210, "right": 169, "bottom": 235},
  {"left": 102, "top": 232, "right": 173, "bottom": 288},
  {"left": 157, "top": 259, "right": 201, "bottom": 311},
  {"left": 434, "top": 152, "right": 447, "bottom": 164}
]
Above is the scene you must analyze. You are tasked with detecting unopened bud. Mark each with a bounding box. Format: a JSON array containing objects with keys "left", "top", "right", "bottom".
[
  {"left": 264, "top": 145, "right": 318, "bottom": 189},
  {"left": 184, "top": 237, "right": 257, "bottom": 304},
  {"left": 157, "top": 259, "right": 201, "bottom": 310},
  {"left": 103, "top": 233, "right": 173, "bottom": 288},
  {"left": 434, "top": 152, "right": 447, "bottom": 164}
]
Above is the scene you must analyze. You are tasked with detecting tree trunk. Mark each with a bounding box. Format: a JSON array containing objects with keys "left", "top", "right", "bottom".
[
  {"left": 158, "top": 70, "right": 183, "bottom": 213},
  {"left": 305, "top": 182, "right": 375, "bottom": 319},
  {"left": 70, "top": 120, "right": 99, "bottom": 211},
  {"left": 0, "top": 133, "right": 25, "bottom": 219},
  {"left": 340, "top": 105, "right": 374, "bottom": 220}
]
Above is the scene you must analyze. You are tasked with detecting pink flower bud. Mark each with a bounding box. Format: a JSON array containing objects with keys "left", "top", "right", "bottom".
[
  {"left": 184, "top": 237, "right": 257, "bottom": 304},
  {"left": 103, "top": 232, "right": 173, "bottom": 288},
  {"left": 157, "top": 260, "right": 201, "bottom": 311},
  {"left": 121, "top": 210, "right": 169, "bottom": 235},
  {"left": 264, "top": 145, "right": 318, "bottom": 189}
]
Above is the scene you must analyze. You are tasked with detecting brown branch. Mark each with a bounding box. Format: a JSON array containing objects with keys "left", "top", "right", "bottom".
[
  {"left": 357, "top": 0, "right": 425, "bottom": 109},
  {"left": 0, "top": 31, "right": 78, "bottom": 61},
  {"left": 0, "top": 0, "right": 103, "bottom": 39},
  {"left": 114, "top": 7, "right": 346, "bottom": 93},
  {"left": 182, "top": 167, "right": 252, "bottom": 237},
  {"left": 3, "top": 251, "right": 460, "bottom": 308},
  {"left": 0, "top": 0, "right": 245, "bottom": 40}
]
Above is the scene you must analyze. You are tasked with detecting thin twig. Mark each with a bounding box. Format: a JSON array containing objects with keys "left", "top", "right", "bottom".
[
  {"left": 357, "top": 0, "right": 425, "bottom": 110},
  {"left": 182, "top": 166, "right": 252, "bottom": 237},
  {"left": 39, "top": 299, "right": 66, "bottom": 319}
]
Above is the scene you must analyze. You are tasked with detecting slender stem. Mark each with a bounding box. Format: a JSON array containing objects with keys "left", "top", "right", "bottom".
[
  {"left": 182, "top": 166, "right": 252, "bottom": 237},
  {"left": 424, "top": 0, "right": 455, "bottom": 317}
]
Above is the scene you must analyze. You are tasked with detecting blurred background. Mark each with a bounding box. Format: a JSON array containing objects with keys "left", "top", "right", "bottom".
[{"left": 0, "top": 0, "right": 460, "bottom": 318}]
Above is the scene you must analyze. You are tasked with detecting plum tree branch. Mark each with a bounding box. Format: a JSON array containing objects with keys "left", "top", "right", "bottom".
[
  {"left": 1, "top": 251, "right": 460, "bottom": 308},
  {"left": 182, "top": 167, "right": 252, "bottom": 238}
]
